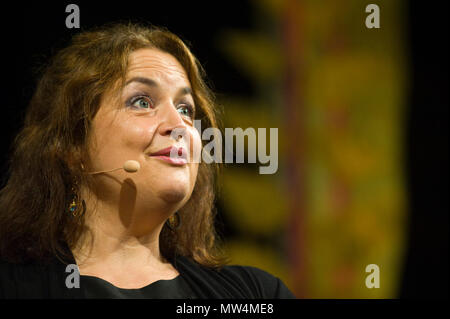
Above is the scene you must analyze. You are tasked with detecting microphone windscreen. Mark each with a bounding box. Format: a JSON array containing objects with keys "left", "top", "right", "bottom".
[{"left": 123, "top": 160, "right": 140, "bottom": 173}]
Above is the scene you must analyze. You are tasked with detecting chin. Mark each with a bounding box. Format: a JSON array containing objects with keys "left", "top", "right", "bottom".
[{"left": 157, "top": 183, "right": 191, "bottom": 204}]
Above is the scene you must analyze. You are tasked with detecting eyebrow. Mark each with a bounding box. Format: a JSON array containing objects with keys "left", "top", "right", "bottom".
[{"left": 125, "top": 76, "right": 193, "bottom": 96}]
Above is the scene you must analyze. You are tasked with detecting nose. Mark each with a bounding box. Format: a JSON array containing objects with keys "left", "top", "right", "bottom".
[{"left": 158, "top": 103, "right": 188, "bottom": 141}]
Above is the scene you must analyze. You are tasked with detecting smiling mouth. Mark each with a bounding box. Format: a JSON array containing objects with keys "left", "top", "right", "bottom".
[{"left": 148, "top": 146, "right": 188, "bottom": 165}]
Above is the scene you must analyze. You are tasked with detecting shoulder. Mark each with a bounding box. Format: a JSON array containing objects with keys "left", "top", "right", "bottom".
[
  {"left": 174, "top": 255, "right": 295, "bottom": 299},
  {"left": 218, "top": 264, "right": 296, "bottom": 299},
  {"left": 0, "top": 256, "right": 82, "bottom": 298},
  {"left": 0, "top": 258, "right": 46, "bottom": 298},
  {"left": 0, "top": 258, "right": 15, "bottom": 297}
]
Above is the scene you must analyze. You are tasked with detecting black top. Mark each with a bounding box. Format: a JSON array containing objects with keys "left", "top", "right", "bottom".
[
  {"left": 81, "top": 274, "right": 196, "bottom": 299},
  {"left": 0, "top": 249, "right": 296, "bottom": 299}
]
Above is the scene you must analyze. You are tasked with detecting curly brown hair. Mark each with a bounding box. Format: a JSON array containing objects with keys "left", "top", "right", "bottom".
[{"left": 0, "top": 22, "right": 225, "bottom": 268}]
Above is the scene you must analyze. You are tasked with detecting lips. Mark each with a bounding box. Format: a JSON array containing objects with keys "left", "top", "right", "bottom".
[
  {"left": 149, "top": 146, "right": 188, "bottom": 165},
  {"left": 150, "top": 146, "right": 187, "bottom": 159}
]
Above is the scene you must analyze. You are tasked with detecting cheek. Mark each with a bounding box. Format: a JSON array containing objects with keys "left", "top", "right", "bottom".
[
  {"left": 92, "top": 116, "right": 155, "bottom": 160},
  {"left": 189, "top": 128, "right": 202, "bottom": 163},
  {"left": 188, "top": 129, "right": 202, "bottom": 181},
  {"left": 188, "top": 161, "right": 200, "bottom": 196},
  {"left": 120, "top": 119, "right": 155, "bottom": 149}
]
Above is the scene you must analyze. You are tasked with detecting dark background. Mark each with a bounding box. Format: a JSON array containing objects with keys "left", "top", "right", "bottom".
[
  {"left": 400, "top": 1, "right": 448, "bottom": 298},
  {"left": 0, "top": 1, "right": 447, "bottom": 298}
]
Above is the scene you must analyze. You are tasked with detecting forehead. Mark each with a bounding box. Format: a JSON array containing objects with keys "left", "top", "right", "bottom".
[{"left": 127, "top": 48, "right": 189, "bottom": 85}]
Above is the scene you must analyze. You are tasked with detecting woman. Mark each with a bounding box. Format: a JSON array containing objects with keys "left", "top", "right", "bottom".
[{"left": 0, "top": 22, "right": 295, "bottom": 299}]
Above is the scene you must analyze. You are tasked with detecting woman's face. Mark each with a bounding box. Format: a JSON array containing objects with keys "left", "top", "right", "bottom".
[{"left": 86, "top": 48, "right": 201, "bottom": 217}]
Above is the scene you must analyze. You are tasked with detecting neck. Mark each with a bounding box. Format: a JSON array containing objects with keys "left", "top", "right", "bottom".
[{"left": 72, "top": 192, "right": 172, "bottom": 271}]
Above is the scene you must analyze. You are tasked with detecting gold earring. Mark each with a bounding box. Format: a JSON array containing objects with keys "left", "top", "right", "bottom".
[
  {"left": 68, "top": 183, "right": 86, "bottom": 217},
  {"left": 166, "top": 211, "right": 181, "bottom": 230}
]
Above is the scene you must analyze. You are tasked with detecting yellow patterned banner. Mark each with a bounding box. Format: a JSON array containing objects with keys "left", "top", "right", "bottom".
[{"left": 218, "top": 0, "right": 407, "bottom": 298}]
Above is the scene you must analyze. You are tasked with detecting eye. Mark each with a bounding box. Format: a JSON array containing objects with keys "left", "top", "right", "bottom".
[
  {"left": 177, "top": 103, "right": 195, "bottom": 119},
  {"left": 128, "top": 96, "right": 153, "bottom": 109}
]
